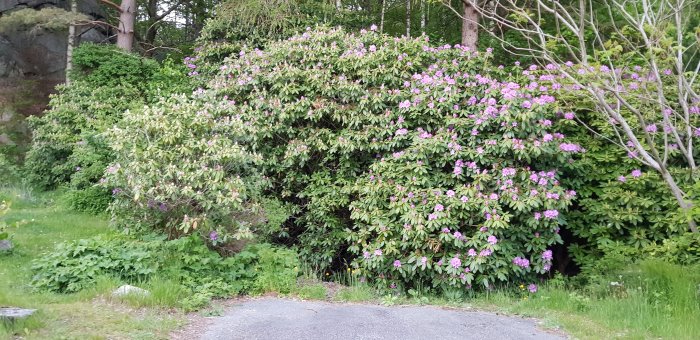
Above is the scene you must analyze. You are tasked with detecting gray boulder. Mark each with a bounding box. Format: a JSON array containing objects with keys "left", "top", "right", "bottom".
[
  {"left": 0, "top": 0, "right": 109, "bottom": 80},
  {"left": 0, "top": 239, "right": 12, "bottom": 252}
]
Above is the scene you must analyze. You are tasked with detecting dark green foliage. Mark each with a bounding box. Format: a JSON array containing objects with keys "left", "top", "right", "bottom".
[
  {"left": 553, "top": 94, "right": 692, "bottom": 266},
  {"left": 30, "top": 235, "right": 300, "bottom": 309},
  {"left": 67, "top": 186, "right": 111, "bottom": 215},
  {"left": 25, "top": 83, "right": 142, "bottom": 190},
  {"left": 25, "top": 43, "right": 193, "bottom": 217},
  {"left": 0, "top": 153, "right": 19, "bottom": 187},
  {"left": 30, "top": 236, "right": 159, "bottom": 293},
  {"left": 71, "top": 43, "right": 160, "bottom": 91}
]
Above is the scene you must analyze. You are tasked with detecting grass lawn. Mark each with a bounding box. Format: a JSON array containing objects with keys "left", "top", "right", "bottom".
[
  {"left": 2, "top": 186, "right": 699, "bottom": 339},
  {"left": 0, "top": 188, "right": 185, "bottom": 339}
]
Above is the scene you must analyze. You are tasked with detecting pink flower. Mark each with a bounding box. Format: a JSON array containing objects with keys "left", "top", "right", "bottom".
[
  {"left": 370, "top": 24, "right": 378, "bottom": 31},
  {"left": 468, "top": 249, "right": 477, "bottom": 256},
  {"left": 374, "top": 249, "right": 383, "bottom": 256},
  {"left": 631, "top": 169, "right": 642, "bottom": 178},
  {"left": 399, "top": 100, "right": 411, "bottom": 109},
  {"left": 460, "top": 196, "right": 469, "bottom": 203},
  {"left": 450, "top": 257, "right": 462, "bottom": 268},
  {"left": 534, "top": 212, "right": 542, "bottom": 220},
  {"left": 487, "top": 235, "right": 498, "bottom": 245},
  {"left": 618, "top": 175, "right": 626, "bottom": 182},
  {"left": 564, "top": 112, "right": 575, "bottom": 120},
  {"left": 428, "top": 213, "right": 438, "bottom": 221},
  {"left": 435, "top": 204, "right": 444, "bottom": 212},
  {"left": 446, "top": 190, "right": 455, "bottom": 197},
  {"left": 393, "top": 260, "right": 402, "bottom": 268}
]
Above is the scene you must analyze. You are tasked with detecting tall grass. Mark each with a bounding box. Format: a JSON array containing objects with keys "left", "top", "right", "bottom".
[{"left": 476, "top": 260, "right": 700, "bottom": 339}]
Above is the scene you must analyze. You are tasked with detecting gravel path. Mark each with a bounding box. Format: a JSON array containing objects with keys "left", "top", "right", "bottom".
[{"left": 196, "top": 298, "right": 565, "bottom": 340}]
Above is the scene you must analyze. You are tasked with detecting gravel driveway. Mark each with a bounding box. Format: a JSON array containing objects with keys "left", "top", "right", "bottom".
[{"left": 193, "top": 298, "right": 566, "bottom": 340}]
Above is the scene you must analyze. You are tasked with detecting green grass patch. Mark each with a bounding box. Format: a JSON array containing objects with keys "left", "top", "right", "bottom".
[
  {"left": 335, "top": 285, "right": 376, "bottom": 302},
  {"left": 469, "top": 263, "right": 700, "bottom": 340},
  {"left": 0, "top": 187, "right": 185, "bottom": 339},
  {"left": 293, "top": 284, "right": 327, "bottom": 300}
]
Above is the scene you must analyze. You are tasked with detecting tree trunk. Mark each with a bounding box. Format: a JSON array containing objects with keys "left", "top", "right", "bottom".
[
  {"left": 659, "top": 166, "right": 698, "bottom": 233},
  {"left": 406, "top": 0, "right": 411, "bottom": 37},
  {"left": 420, "top": 0, "right": 425, "bottom": 34},
  {"left": 380, "top": 0, "right": 386, "bottom": 33},
  {"left": 143, "top": 0, "right": 158, "bottom": 56},
  {"left": 117, "top": 0, "right": 136, "bottom": 51},
  {"left": 66, "top": 0, "right": 77, "bottom": 85},
  {"left": 461, "top": 0, "right": 478, "bottom": 50}
]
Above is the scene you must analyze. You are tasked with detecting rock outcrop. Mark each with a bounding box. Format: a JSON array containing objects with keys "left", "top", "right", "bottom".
[{"left": 0, "top": 0, "right": 109, "bottom": 79}]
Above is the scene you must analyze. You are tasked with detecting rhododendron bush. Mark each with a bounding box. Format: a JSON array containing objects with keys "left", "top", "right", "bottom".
[{"left": 205, "top": 27, "right": 582, "bottom": 289}]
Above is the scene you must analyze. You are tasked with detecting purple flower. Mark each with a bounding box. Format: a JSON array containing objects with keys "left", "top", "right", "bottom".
[
  {"left": 631, "top": 169, "right": 642, "bottom": 178},
  {"left": 446, "top": 190, "right": 455, "bottom": 197},
  {"left": 421, "top": 256, "right": 428, "bottom": 265},
  {"left": 528, "top": 284, "right": 538, "bottom": 293},
  {"left": 645, "top": 124, "right": 658, "bottom": 133},
  {"left": 479, "top": 249, "right": 492, "bottom": 257},
  {"left": 468, "top": 249, "right": 477, "bottom": 257},
  {"left": 395, "top": 128, "right": 408, "bottom": 136},
  {"left": 513, "top": 256, "right": 530, "bottom": 268},
  {"left": 370, "top": 24, "right": 378, "bottom": 31},
  {"left": 559, "top": 143, "right": 582, "bottom": 153},
  {"left": 434, "top": 204, "right": 444, "bottom": 212},
  {"left": 363, "top": 251, "right": 371, "bottom": 259},
  {"left": 543, "top": 210, "right": 559, "bottom": 219},
  {"left": 461, "top": 196, "right": 469, "bottom": 203},
  {"left": 374, "top": 249, "right": 383, "bottom": 256},
  {"left": 393, "top": 260, "right": 402, "bottom": 268},
  {"left": 487, "top": 235, "right": 498, "bottom": 245},
  {"left": 564, "top": 112, "right": 575, "bottom": 120},
  {"left": 209, "top": 231, "right": 218, "bottom": 241},
  {"left": 501, "top": 168, "right": 516, "bottom": 177},
  {"left": 428, "top": 213, "right": 438, "bottom": 221},
  {"left": 542, "top": 250, "right": 553, "bottom": 261},
  {"left": 399, "top": 100, "right": 411, "bottom": 109},
  {"left": 450, "top": 257, "right": 462, "bottom": 268},
  {"left": 618, "top": 175, "right": 626, "bottom": 182},
  {"left": 453, "top": 231, "right": 462, "bottom": 239}
]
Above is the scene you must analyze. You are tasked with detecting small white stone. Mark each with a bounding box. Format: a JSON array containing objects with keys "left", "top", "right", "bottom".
[
  {"left": 0, "top": 307, "right": 36, "bottom": 321},
  {"left": 112, "top": 285, "right": 150, "bottom": 298}
]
